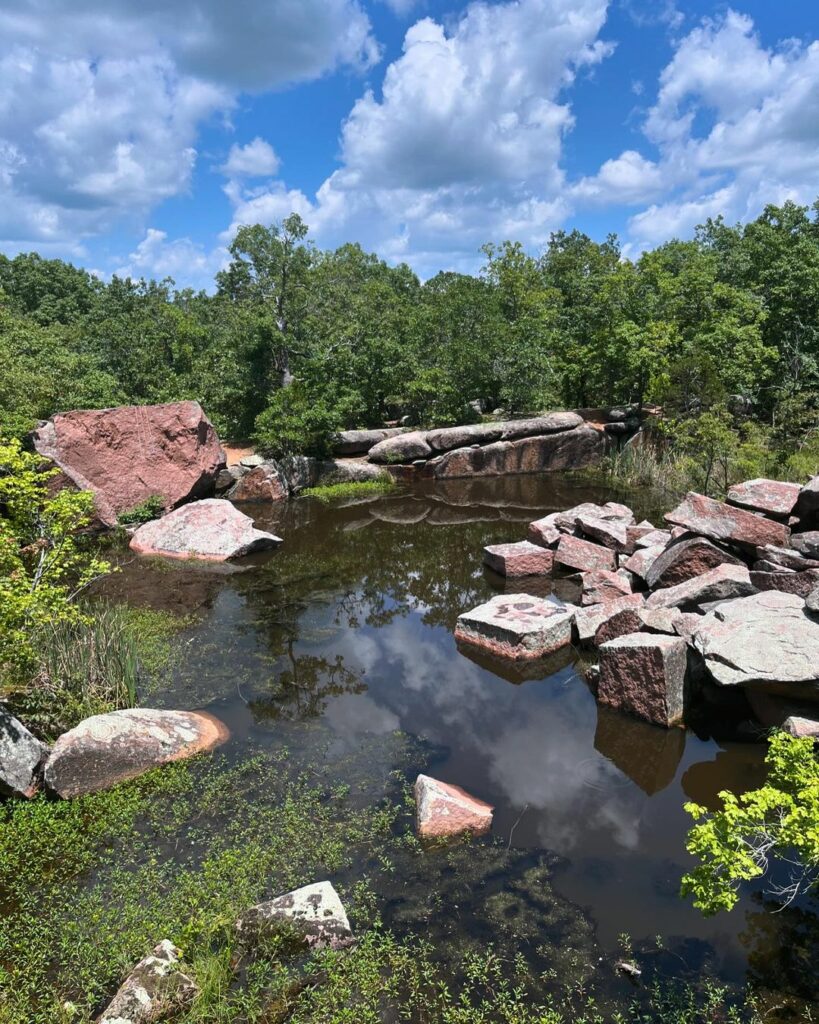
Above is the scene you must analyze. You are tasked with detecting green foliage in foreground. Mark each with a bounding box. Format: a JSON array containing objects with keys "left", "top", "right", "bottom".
[
  {"left": 300, "top": 478, "right": 396, "bottom": 503},
  {"left": 682, "top": 732, "right": 819, "bottom": 916}
]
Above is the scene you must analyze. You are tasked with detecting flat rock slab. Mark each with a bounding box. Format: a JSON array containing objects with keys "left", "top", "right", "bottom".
[
  {"left": 527, "top": 513, "right": 561, "bottom": 548},
  {"left": 580, "top": 569, "right": 632, "bottom": 606},
  {"left": 228, "top": 462, "right": 288, "bottom": 502},
  {"left": 31, "top": 401, "right": 225, "bottom": 528},
  {"left": 0, "top": 708, "right": 49, "bottom": 798},
  {"left": 98, "top": 940, "right": 197, "bottom": 1024},
  {"left": 727, "top": 478, "right": 801, "bottom": 518},
  {"left": 692, "top": 590, "right": 819, "bottom": 696},
  {"left": 755, "top": 544, "right": 819, "bottom": 571},
  {"left": 332, "top": 427, "right": 405, "bottom": 456},
  {"left": 665, "top": 491, "right": 790, "bottom": 550},
  {"left": 577, "top": 512, "right": 629, "bottom": 551},
  {"left": 621, "top": 543, "right": 665, "bottom": 581},
  {"left": 455, "top": 594, "right": 573, "bottom": 660},
  {"left": 44, "top": 708, "right": 229, "bottom": 798},
  {"left": 646, "top": 563, "right": 756, "bottom": 610},
  {"left": 555, "top": 534, "right": 617, "bottom": 573},
  {"left": 554, "top": 501, "right": 634, "bottom": 533},
  {"left": 483, "top": 541, "right": 554, "bottom": 577},
  {"left": 575, "top": 593, "right": 644, "bottom": 643},
  {"left": 431, "top": 426, "right": 604, "bottom": 479},
  {"left": 236, "top": 881, "right": 353, "bottom": 949},
  {"left": 645, "top": 536, "right": 743, "bottom": 590},
  {"left": 598, "top": 634, "right": 688, "bottom": 727},
  {"left": 130, "top": 499, "right": 282, "bottom": 561},
  {"left": 414, "top": 773, "right": 494, "bottom": 838}
]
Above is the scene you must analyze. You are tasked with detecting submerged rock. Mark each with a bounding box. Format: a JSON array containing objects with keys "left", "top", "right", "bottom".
[
  {"left": 598, "top": 633, "right": 688, "bottom": 727},
  {"left": 455, "top": 593, "right": 574, "bottom": 660},
  {"left": 665, "top": 491, "right": 790, "bottom": 550},
  {"left": 97, "top": 940, "right": 197, "bottom": 1023},
  {"left": 44, "top": 708, "right": 229, "bottom": 798},
  {"left": 31, "top": 400, "right": 225, "bottom": 528},
  {"left": 482, "top": 540, "right": 554, "bottom": 577},
  {"left": 0, "top": 708, "right": 49, "bottom": 799},
  {"left": 130, "top": 499, "right": 281, "bottom": 561},
  {"left": 414, "top": 773, "right": 494, "bottom": 838},
  {"left": 236, "top": 881, "right": 354, "bottom": 949}
]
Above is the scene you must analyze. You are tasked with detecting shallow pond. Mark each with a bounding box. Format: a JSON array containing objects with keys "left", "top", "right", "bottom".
[{"left": 105, "top": 473, "right": 818, "bottom": 1012}]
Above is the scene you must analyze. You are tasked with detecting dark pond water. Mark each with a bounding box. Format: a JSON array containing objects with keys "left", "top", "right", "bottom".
[{"left": 106, "top": 473, "right": 818, "bottom": 1012}]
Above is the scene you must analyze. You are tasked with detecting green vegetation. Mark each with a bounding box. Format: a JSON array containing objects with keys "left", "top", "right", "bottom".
[
  {"left": 682, "top": 732, "right": 819, "bottom": 916},
  {"left": 300, "top": 478, "right": 395, "bottom": 503},
  {"left": 1, "top": 201, "right": 818, "bottom": 481},
  {"left": 117, "top": 494, "right": 165, "bottom": 525}
]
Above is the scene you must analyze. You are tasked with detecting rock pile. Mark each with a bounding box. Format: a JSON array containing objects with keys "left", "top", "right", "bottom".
[{"left": 458, "top": 476, "right": 819, "bottom": 736}]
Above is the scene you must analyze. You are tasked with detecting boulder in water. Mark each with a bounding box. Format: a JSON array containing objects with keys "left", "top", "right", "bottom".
[{"left": 130, "top": 499, "right": 281, "bottom": 561}]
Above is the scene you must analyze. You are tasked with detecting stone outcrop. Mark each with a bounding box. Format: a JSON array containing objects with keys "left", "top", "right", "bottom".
[
  {"left": 414, "top": 774, "right": 494, "bottom": 838},
  {"left": 130, "top": 499, "right": 282, "bottom": 561},
  {"left": 483, "top": 541, "right": 554, "bottom": 577},
  {"left": 598, "top": 634, "right": 688, "bottom": 727},
  {"left": 430, "top": 426, "right": 604, "bottom": 479},
  {"left": 455, "top": 594, "right": 574, "bottom": 660},
  {"left": 332, "top": 427, "right": 406, "bottom": 456},
  {"left": 97, "top": 940, "right": 198, "bottom": 1024},
  {"left": 31, "top": 401, "right": 225, "bottom": 528},
  {"left": 236, "top": 881, "right": 354, "bottom": 950},
  {"left": 368, "top": 431, "right": 433, "bottom": 463},
  {"left": 0, "top": 708, "right": 49, "bottom": 798},
  {"left": 727, "top": 478, "right": 801, "bottom": 518},
  {"left": 44, "top": 708, "right": 229, "bottom": 797},
  {"left": 665, "top": 492, "right": 790, "bottom": 550}
]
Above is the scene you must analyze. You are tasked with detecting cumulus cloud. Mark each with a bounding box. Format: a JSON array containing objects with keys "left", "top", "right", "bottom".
[
  {"left": 114, "top": 227, "right": 228, "bottom": 287},
  {"left": 0, "top": 0, "right": 378, "bottom": 247},
  {"left": 221, "top": 138, "right": 281, "bottom": 178}
]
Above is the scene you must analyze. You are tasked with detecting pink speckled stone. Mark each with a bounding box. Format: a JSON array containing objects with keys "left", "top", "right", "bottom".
[
  {"left": 414, "top": 774, "right": 494, "bottom": 838},
  {"left": 483, "top": 540, "right": 554, "bottom": 577},
  {"left": 455, "top": 594, "right": 574, "bottom": 660}
]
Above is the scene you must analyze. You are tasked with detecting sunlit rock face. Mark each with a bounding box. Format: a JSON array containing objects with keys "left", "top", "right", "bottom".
[
  {"left": 414, "top": 774, "right": 494, "bottom": 838},
  {"left": 129, "top": 499, "right": 281, "bottom": 561},
  {"left": 236, "top": 881, "right": 354, "bottom": 949},
  {"left": 455, "top": 593, "right": 574, "bottom": 660}
]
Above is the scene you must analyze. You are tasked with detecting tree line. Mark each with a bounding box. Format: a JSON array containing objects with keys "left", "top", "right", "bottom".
[{"left": 1, "top": 202, "right": 818, "bottom": 474}]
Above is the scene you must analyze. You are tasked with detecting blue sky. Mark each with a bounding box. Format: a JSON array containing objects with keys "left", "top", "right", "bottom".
[{"left": 1, "top": 0, "right": 818, "bottom": 289}]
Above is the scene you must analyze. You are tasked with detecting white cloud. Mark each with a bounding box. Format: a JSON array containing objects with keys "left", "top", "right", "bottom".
[
  {"left": 223, "top": 0, "right": 613, "bottom": 277},
  {"left": 221, "top": 138, "right": 280, "bottom": 178},
  {"left": 114, "top": 228, "right": 227, "bottom": 288},
  {"left": 0, "top": 0, "right": 378, "bottom": 247}
]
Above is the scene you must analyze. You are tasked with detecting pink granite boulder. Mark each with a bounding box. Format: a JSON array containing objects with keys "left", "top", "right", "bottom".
[
  {"left": 555, "top": 534, "right": 617, "bottom": 573},
  {"left": 646, "top": 563, "right": 756, "bottom": 610},
  {"left": 580, "top": 569, "right": 632, "bottom": 606},
  {"left": 229, "top": 462, "right": 289, "bottom": 502},
  {"left": 483, "top": 541, "right": 554, "bottom": 577},
  {"left": 31, "top": 401, "right": 225, "bottom": 528},
  {"left": 726, "top": 478, "right": 801, "bottom": 519},
  {"left": 414, "top": 774, "right": 494, "bottom": 838},
  {"left": 527, "top": 513, "right": 561, "bottom": 548},
  {"left": 665, "top": 492, "right": 790, "bottom": 550},
  {"left": 574, "top": 593, "right": 645, "bottom": 643},
  {"left": 750, "top": 569, "right": 819, "bottom": 598},
  {"left": 130, "top": 499, "right": 281, "bottom": 561},
  {"left": 455, "top": 594, "right": 574, "bottom": 660},
  {"left": 598, "top": 634, "right": 688, "bottom": 727}
]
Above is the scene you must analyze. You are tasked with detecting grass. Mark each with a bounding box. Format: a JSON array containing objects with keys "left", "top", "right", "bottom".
[
  {"left": 300, "top": 478, "right": 395, "bottom": 503},
  {"left": 117, "top": 494, "right": 166, "bottom": 525}
]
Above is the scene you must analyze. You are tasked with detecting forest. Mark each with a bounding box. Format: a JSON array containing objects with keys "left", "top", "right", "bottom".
[{"left": 2, "top": 200, "right": 819, "bottom": 481}]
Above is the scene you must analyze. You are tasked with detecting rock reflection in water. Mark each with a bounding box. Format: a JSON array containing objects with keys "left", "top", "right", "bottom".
[{"left": 594, "top": 705, "right": 685, "bottom": 796}]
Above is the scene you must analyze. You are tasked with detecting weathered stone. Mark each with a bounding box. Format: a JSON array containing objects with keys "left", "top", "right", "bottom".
[
  {"left": 483, "top": 541, "right": 554, "bottom": 577},
  {"left": 44, "top": 708, "right": 229, "bottom": 797},
  {"left": 228, "top": 462, "right": 289, "bottom": 502},
  {"left": 499, "top": 412, "right": 584, "bottom": 439},
  {"left": 455, "top": 594, "right": 574, "bottom": 660},
  {"left": 425, "top": 423, "right": 503, "bottom": 451},
  {"left": 794, "top": 476, "right": 819, "bottom": 522},
  {"left": 726, "top": 478, "right": 801, "bottom": 518},
  {"left": 214, "top": 466, "right": 240, "bottom": 492},
  {"left": 574, "top": 593, "right": 644, "bottom": 643},
  {"left": 577, "top": 512, "right": 629, "bottom": 551},
  {"left": 783, "top": 715, "right": 819, "bottom": 740},
  {"left": 621, "top": 543, "right": 666, "bottom": 581},
  {"left": 236, "top": 881, "right": 353, "bottom": 949},
  {"left": 313, "top": 459, "right": 390, "bottom": 487},
  {"left": 332, "top": 427, "right": 405, "bottom": 456},
  {"left": 646, "top": 563, "right": 756, "bottom": 610},
  {"left": 431, "top": 426, "right": 604, "bottom": 479},
  {"left": 644, "top": 536, "right": 744, "bottom": 590},
  {"left": 527, "top": 513, "right": 561, "bottom": 548},
  {"left": 31, "top": 401, "right": 225, "bottom": 528},
  {"left": 555, "top": 534, "right": 617, "bottom": 573},
  {"left": 673, "top": 612, "right": 705, "bottom": 641},
  {"left": 0, "top": 708, "right": 49, "bottom": 798},
  {"left": 593, "top": 608, "right": 642, "bottom": 646},
  {"left": 239, "top": 453, "right": 265, "bottom": 469},
  {"left": 750, "top": 569, "right": 819, "bottom": 598},
  {"left": 626, "top": 522, "right": 658, "bottom": 551},
  {"left": 130, "top": 499, "right": 282, "bottom": 561},
  {"left": 98, "top": 940, "right": 198, "bottom": 1023},
  {"left": 692, "top": 591, "right": 819, "bottom": 696},
  {"left": 665, "top": 491, "right": 790, "bottom": 550},
  {"left": 755, "top": 544, "right": 819, "bottom": 571},
  {"left": 414, "top": 774, "right": 494, "bottom": 838},
  {"left": 807, "top": 585, "right": 819, "bottom": 615},
  {"left": 634, "top": 529, "right": 672, "bottom": 550},
  {"left": 792, "top": 532, "right": 819, "bottom": 559},
  {"left": 555, "top": 501, "right": 634, "bottom": 533},
  {"left": 598, "top": 634, "right": 688, "bottom": 727},
  {"left": 368, "top": 431, "right": 432, "bottom": 463},
  {"left": 752, "top": 560, "right": 795, "bottom": 574},
  {"left": 638, "top": 607, "right": 682, "bottom": 634},
  {"left": 580, "top": 569, "right": 632, "bottom": 606}
]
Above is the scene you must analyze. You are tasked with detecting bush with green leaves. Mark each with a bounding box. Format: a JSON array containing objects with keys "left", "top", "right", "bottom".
[
  {"left": 682, "top": 731, "right": 819, "bottom": 916},
  {"left": 117, "top": 494, "right": 165, "bottom": 526},
  {"left": 254, "top": 381, "right": 342, "bottom": 459}
]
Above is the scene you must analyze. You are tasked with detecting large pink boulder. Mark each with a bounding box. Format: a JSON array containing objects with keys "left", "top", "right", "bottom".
[
  {"left": 414, "top": 774, "right": 493, "bottom": 838},
  {"left": 130, "top": 499, "right": 281, "bottom": 561},
  {"left": 31, "top": 401, "right": 225, "bottom": 528},
  {"left": 598, "top": 634, "right": 688, "bottom": 727},
  {"left": 44, "top": 708, "right": 229, "bottom": 798},
  {"left": 455, "top": 593, "right": 574, "bottom": 660},
  {"left": 665, "top": 492, "right": 790, "bottom": 550}
]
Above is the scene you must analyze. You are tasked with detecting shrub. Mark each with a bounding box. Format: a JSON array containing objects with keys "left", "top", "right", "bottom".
[
  {"left": 254, "top": 382, "right": 341, "bottom": 458},
  {"left": 117, "top": 494, "right": 165, "bottom": 526}
]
